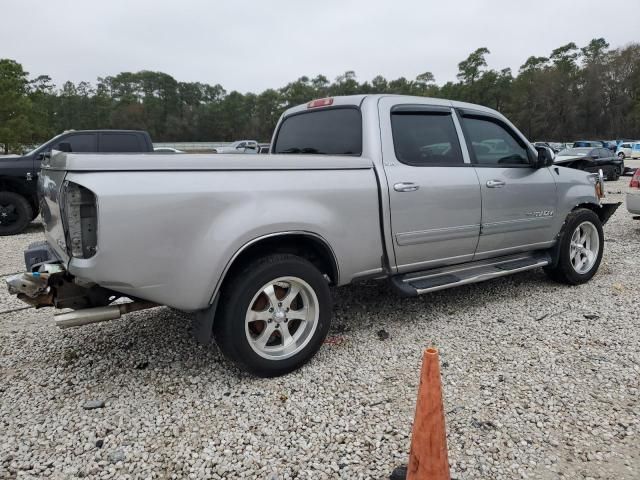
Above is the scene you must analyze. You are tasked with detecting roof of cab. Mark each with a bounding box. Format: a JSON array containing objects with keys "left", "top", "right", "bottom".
[{"left": 282, "top": 94, "right": 500, "bottom": 118}]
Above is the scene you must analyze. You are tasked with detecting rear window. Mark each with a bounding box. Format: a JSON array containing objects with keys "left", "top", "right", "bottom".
[
  {"left": 274, "top": 108, "right": 362, "bottom": 155},
  {"left": 100, "top": 133, "right": 144, "bottom": 152}
]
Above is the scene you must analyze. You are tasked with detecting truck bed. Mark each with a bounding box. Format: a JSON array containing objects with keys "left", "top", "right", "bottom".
[{"left": 39, "top": 152, "right": 384, "bottom": 310}]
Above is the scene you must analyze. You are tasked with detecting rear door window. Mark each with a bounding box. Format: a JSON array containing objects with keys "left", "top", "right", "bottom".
[
  {"left": 99, "top": 133, "right": 144, "bottom": 152},
  {"left": 390, "top": 111, "right": 463, "bottom": 166},
  {"left": 55, "top": 133, "right": 97, "bottom": 152},
  {"left": 274, "top": 108, "right": 362, "bottom": 155}
]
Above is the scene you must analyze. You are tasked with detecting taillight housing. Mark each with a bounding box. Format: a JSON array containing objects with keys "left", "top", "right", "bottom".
[
  {"left": 62, "top": 181, "right": 97, "bottom": 258},
  {"left": 307, "top": 97, "right": 333, "bottom": 109},
  {"left": 630, "top": 169, "right": 640, "bottom": 189}
]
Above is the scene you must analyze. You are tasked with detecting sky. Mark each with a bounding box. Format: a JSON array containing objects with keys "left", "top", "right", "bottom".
[{"left": 2, "top": 0, "right": 639, "bottom": 93}]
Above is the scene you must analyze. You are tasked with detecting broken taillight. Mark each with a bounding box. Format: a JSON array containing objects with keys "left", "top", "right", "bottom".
[{"left": 62, "top": 181, "right": 98, "bottom": 258}]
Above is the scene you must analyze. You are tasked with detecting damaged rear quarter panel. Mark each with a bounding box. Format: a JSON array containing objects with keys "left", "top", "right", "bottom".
[{"left": 65, "top": 168, "right": 383, "bottom": 310}]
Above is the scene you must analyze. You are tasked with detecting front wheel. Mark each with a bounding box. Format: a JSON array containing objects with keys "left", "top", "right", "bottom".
[
  {"left": 544, "top": 209, "right": 604, "bottom": 285},
  {"left": 617, "top": 152, "right": 625, "bottom": 160},
  {"left": 214, "top": 254, "right": 332, "bottom": 377}
]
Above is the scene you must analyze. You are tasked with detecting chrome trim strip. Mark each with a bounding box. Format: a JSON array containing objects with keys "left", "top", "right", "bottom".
[
  {"left": 481, "top": 217, "right": 553, "bottom": 235},
  {"left": 395, "top": 224, "right": 480, "bottom": 246}
]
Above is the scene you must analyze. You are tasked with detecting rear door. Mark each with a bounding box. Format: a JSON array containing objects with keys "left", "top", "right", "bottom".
[
  {"left": 379, "top": 98, "right": 482, "bottom": 272},
  {"left": 459, "top": 112, "right": 557, "bottom": 259}
]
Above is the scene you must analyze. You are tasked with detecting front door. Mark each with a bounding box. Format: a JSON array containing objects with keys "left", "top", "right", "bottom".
[
  {"left": 379, "top": 98, "right": 482, "bottom": 273},
  {"left": 458, "top": 113, "right": 557, "bottom": 259}
]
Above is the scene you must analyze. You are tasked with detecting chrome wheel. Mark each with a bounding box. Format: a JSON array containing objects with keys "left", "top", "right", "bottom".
[
  {"left": 569, "top": 221, "right": 599, "bottom": 274},
  {"left": 245, "top": 276, "right": 319, "bottom": 360}
]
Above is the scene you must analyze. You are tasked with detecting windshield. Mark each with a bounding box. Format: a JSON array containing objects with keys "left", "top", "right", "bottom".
[
  {"left": 274, "top": 108, "right": 362, "bottom": 155},
  {"left": 24, "top": 132, "right": 66, "bottom": 155},
  {"left": 557, "top": 148, "right": 591, "bottom": 156}
]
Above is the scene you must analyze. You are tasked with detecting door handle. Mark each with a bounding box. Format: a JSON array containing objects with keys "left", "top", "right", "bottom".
[
  {"left": 486, "top": 180, "right": 506, "bottom": 188},
  {"left": 394, "top": 182, "right": 420, "bottom": 192}
]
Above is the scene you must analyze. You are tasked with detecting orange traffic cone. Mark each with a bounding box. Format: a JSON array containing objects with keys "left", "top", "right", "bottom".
[{"left": 403, "top": 347, "right": 450, "bottom": 480}]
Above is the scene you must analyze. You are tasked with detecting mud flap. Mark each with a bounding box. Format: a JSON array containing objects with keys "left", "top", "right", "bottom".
[
  {"left": 598, "top": 202, "right": 622, "bottom": 225},
  {"left": 192, "top": 294, "right": 219, "bottom": 344}
]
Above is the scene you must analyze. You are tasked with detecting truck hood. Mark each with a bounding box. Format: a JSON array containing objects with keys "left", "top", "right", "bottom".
[
  {"left": 42, "top": 152, "right": 373, "bottom": 171},
  {"left": 0, "top": 154, "right": 24, "bottom": 160}
]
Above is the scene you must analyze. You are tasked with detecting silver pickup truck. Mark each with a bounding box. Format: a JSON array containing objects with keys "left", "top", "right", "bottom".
[{"left": 7, "top": 94, "right": 619, "bottom": 377}]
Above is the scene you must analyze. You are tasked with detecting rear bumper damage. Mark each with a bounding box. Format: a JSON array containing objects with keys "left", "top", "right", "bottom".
[{"left": 5, "top": 242, "right": 157, "bottom": 328}]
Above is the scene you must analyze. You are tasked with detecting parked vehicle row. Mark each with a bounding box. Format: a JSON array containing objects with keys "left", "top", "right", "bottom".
[
  {"left": 6, "top": 94, "right": 620, "bottom": 377},
  {"left": 616, "top": 141, "right": 640, "bottom": 160}
]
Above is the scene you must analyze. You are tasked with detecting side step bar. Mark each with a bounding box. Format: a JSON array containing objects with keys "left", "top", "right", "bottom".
[{"left": 391, "top": 252, "right": 551, "bottom": 297}]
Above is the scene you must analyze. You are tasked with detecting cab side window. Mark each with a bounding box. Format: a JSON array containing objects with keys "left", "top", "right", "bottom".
[
  {"left": 99, "top": 133, "right": 143, "bottom": 152},
  {"left": 55, "top": 133, "right": 97, "bottom": 152},
  {"left": 462, "top": 116, "right": 529, "bottom": 166}
]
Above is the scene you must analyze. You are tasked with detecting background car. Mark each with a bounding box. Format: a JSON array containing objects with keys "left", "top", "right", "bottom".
[
  {"left": 573, "top": 140, "right": 606, "bottom": 148},
  {"left": 212, "top": 140, "right": 259, "bottom": 154},
  {"left": 627, "top": 168, "right": 640, "bottom": 217},
  {"left": 154, "top": 147, "right": 184, "bottom": 153},
  {"left": 631, "top": 142, "right": 640, "bottom": 159},
  {"left": 616, "top": 142, "right": 634, "bottom": 159},
  {"left": 533, "top": 141, "right": 563, "bottom": 153},
  {"left": 554, "top": 146, "right": 624, "bottom": 180}
]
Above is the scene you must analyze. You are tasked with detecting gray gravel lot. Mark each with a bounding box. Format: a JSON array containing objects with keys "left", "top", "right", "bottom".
[{"left": 1, "top": 170, "right": 639, "bottom": 480}]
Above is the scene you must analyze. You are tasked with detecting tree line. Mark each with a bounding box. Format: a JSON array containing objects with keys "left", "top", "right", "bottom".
[{"left": 1, "top": 38, "right": 639, "bottom": 153}]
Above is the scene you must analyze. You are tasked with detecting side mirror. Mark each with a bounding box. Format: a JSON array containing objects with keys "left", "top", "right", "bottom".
[
  {"left": 57, "top": 142, "right": 72, "bottom": 153},
  {"left": 534, "top": 146, "right": 554, "bottom": 168}
]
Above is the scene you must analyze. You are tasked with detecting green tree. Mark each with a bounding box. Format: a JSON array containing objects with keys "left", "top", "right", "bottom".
[{"left": 0, "top": 59, "right": 32, "bottom": 153}]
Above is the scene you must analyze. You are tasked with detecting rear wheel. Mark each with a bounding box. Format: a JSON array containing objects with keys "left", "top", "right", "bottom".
[
  {"left": 214, "top": 254, "right": 332, "bottom": 377},
  {"left": 0, "top": 191, "right": 33, "bottom": 236},
  {"left": 544, "top": 209, "right": 603, "bottom": 285},
  {"left": 617, "top": 152, "right": 625, "bottom": 160}
]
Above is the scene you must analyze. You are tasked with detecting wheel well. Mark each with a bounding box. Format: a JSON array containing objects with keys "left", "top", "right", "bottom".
[
  {"left": 572, "top": 203, "right": 609, "bottom": 224},
  {"left": 221, "top": 234, "right": 339, "bottom": 290},
  {"left": 0, "top": 177, "right": 38, "bottom": 212}
]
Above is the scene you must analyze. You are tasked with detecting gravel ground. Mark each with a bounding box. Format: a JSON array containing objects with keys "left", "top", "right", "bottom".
[{"left": 1, "top": 170, "right": 639, "bottom": 480}]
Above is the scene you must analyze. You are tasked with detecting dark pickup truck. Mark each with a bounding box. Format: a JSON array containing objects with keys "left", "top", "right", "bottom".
[{"left": 0, "top": 130, "right": 153, "bottom": 235}]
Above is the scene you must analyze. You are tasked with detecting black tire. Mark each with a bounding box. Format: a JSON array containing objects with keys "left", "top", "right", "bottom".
[
  {"left": 544, "top": 209, "right": 604, "bottom": 285},
  {"left": 213, "top": 254, "right": 332, "bottom": 377},
  {"left": 0, "top": 191, "right": 33, "bottom": 236}
]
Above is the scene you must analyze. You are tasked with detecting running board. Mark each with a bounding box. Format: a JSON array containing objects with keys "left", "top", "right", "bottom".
[{"left": 391, "top": 252, "right": 552, "bottom": 297}]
